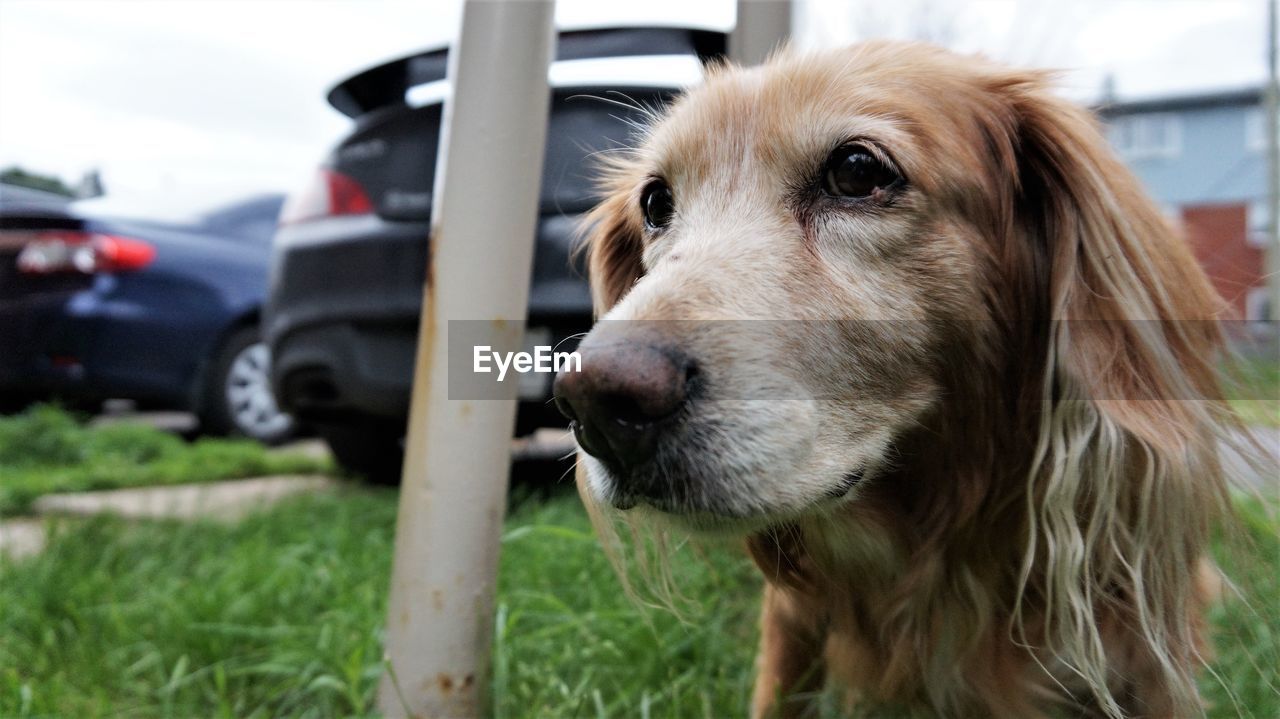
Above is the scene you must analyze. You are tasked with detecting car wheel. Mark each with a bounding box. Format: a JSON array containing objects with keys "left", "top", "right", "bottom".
[
  {"left": 0, "top": 395, "right": 36, "bottom": 415},
  {"left": 201, "top": 327, "right": 297, "bottom": 445},
  {"left": 314, "top": 421, "right": 403, "bottom": 485}
]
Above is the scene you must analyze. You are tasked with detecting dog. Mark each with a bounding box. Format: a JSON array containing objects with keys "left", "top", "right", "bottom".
[{"left": 553, "top": 41, "right": 1246, "bottom": 718}]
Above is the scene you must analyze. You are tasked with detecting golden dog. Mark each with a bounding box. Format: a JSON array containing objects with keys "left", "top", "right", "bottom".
[{"left": 554, "top": 41, "right": 1246, "bottom": 718}]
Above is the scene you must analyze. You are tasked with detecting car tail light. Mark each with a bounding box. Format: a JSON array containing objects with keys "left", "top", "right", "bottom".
[
  {"left": 278, "top": 167, "right": 374, "bottom": 225},
  {"left": 15, "top": 231, "right": 155, "bottom": 275}
]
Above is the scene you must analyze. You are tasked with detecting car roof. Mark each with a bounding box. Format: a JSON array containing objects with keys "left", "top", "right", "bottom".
[
  {"left": 328, "top": 25, "right": 725, "bottom": 118},
  {"left": 0, "top": 183, "right": 73, "bottom": 210}
]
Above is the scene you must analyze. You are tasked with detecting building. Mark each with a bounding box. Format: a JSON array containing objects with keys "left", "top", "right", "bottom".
[{"left": 1098, "top": 87, "right": 1272, "bottom": 320}]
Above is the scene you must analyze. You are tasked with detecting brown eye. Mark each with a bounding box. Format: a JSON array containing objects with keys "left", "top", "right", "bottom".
[
  {"left": 822, "top": 145, "right": 901, "bottom": 198},
  {"left": 641, "top": 180, "right": 674, "bottom": 229}
]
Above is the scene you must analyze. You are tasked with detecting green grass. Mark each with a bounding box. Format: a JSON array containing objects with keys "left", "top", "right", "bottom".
[
  {"left": 0, "top": 490, "right": 397, "bottom": 719},
  {"left": 1225, "top": 356, "right": 1280, "bottom": 428},
  {"left": 0, "top": 405, "right": 332, "bottom": 516},
  {"left": 1204, "top": 496, "right": 1280, "bottom": 717},
  {"left": 1, "top": 488, "right": 1276, "bottom": 718},
  {"left": 0, "top": 489, "right": 759, "bottom": 718}
]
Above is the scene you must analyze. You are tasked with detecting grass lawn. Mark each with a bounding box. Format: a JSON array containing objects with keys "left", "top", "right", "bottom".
[
  {"left": 1, "top": 486, "right": 1276, "bottom": 718},
  {"left": 1226, "top": 355, "right": 1280, "bottom": 428},
  {"left": 0, "top": 405, "right": 332, "bottom": 516},
  {"left": 0, "top": 488, "right": 761, "bottom": 718}
]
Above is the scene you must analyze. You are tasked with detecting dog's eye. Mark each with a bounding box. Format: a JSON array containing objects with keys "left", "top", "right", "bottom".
[
  {"left": 641, "top": 180, "right": 675, "bottom": 229},
  {"left": 822, "top": 145, "right": 900, "bottom": 199}
]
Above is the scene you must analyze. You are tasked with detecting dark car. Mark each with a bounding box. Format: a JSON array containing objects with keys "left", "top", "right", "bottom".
[
  {"left": 265, "top": 27, "right": 723, "bottom": 481},
  {"left": 0, "top": 184, "right": 73, "bottom": 210},
  {"left": 0, "top": 192, "right": 297, "bottom": 443}
]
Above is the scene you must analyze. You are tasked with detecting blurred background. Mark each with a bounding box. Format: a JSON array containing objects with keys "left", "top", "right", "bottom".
[
  {"left": 1, "top": 0, "right": 1273, "bottom": 465},
  {"left": 0, "top": 0, "right": 1270, "bottom": 204},
  {"left": 0, "top": 2, "right": 1276, "bottom": 717}
]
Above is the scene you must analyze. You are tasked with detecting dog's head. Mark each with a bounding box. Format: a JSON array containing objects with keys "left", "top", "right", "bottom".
[{"left": 555, "top": 41, "right": 1225, "bottom": 533}]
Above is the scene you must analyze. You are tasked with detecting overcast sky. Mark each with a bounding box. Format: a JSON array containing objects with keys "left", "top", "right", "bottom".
[{"left": 0, "top": 0, "right": 1271, "bottom": 209}]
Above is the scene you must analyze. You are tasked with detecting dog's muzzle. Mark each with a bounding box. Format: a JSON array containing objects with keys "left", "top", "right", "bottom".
[{"left": 552, "top": 333, "right": 696, "bottom": 481}]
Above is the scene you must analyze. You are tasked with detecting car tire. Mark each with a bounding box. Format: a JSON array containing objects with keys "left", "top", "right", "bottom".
[
  {"left": 315, "top": 421, "right": 404, "bottom": 484},
  {"left": 201, "top": 327, "right": 298, "bottom": 445},
  {"left": 0, "top": 396, "right": 36, "bottom": 415}
]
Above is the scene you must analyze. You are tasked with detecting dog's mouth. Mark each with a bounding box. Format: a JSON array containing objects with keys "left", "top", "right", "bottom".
[
  {"left": 565, "top": 385, "right": 876, "bottom": 526},
  {"left": 595, "top": 460, "right": 868, "bottom": 525}
]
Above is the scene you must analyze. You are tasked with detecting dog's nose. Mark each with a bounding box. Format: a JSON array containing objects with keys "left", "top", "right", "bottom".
[{"left": 553, "top": 340, "right": 692, "bottom": 471}]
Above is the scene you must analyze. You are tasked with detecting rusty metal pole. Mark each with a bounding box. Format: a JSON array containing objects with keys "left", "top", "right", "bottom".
[
  {"left": 376, "top": 1, "right": 555, "bottom": 717},
  {"left": 729, "top": 0, "right": 792, "bottom": 66}
]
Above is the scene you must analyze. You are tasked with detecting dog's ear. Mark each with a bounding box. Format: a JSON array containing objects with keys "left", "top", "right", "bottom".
[
  {"left": 1005, "top": 82, "right": 1226, "bottom": 444},
  {"left": 1000, "top": 78, "right": 1232, "bottom": 716},
  {"left": 581, "top": 182, "right": 645, "bottom": 315}
]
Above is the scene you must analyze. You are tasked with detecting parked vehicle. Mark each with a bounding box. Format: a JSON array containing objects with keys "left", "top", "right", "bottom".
[
  {"left": 0, "top": 183, "right": 72, "bottom": 210},
  {"left": 265, "top": 26, "right": 723, "bottom": 481},
  {"left": 0, "top": 192, "right": 298, "bottom": 443}
]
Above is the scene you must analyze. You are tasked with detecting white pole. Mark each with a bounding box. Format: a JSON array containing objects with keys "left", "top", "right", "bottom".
[
  {"left": 376, "top": 1, "right": 555, "bottom": 717},
  {"left": 730, "top": 0, "right": 793, "bottom": 66}
]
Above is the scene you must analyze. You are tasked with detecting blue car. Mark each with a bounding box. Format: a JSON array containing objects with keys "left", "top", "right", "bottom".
[{"left": 0, "top": 190, "right": 297, "bottom": 443}]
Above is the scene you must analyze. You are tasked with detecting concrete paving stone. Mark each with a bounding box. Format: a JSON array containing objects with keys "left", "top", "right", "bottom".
[
  {"left": 512, "top": 427, "right": 576, "bottom": 462},
  {"left": 1226, "top": 426, "right": 1280, "bottom": 489},
  {"left": 32, "top": 475, "right": 339, "bottom": 522},
  {"left": 0, "top": 517, "right": 50, "bottom": 560},
  {"left": 273, "top": 437, "right": 332, "bottom": 460}
]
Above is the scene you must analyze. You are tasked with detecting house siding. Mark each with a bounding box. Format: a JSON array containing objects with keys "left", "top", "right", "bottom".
[
  {"left": 1102, "top": 92, "right": 1269, "bottom": 319},
  {"left": 1114, "top": 103, "right": 1266, "bottom": 207}
]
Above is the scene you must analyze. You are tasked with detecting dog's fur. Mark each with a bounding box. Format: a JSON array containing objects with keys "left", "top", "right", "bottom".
[{"left": 573, "top": 42, "right": 1247, "bottom": 718}]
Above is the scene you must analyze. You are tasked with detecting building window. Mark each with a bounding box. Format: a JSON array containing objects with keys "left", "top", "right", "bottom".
[
  {"left": 1108, "top": 113, "right": 1182, "bottom": 159},
  {"left": 1246, "top": 287, "right": 1271, "bottom": 322},
  {"left": 1248, "top": 199, "right": 1273, "bottom": 248},
  {"left": 1245, "top": 107, "right": 1270, "bottom": 153}
]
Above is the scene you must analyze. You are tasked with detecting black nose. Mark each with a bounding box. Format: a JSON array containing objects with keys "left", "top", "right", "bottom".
[{"left": 553, "top": 339, "right": 693, "bottom": 472}]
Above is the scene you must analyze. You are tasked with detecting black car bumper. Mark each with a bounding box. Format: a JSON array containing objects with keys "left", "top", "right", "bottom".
[
  {"left": 265, "top": 214, "right": 591, "bottom": 425},
  {"left": 266, "top": 215, "right": 426, "bottom": 420}
]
